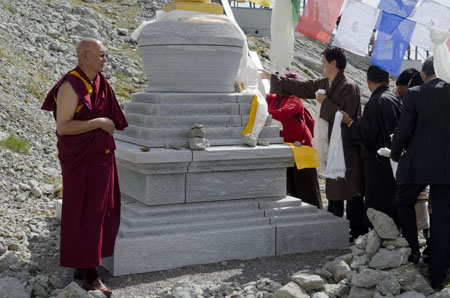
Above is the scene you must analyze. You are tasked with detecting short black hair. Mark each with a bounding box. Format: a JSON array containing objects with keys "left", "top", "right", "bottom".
[
  {"left": 367, "top": 65, "right": 389, "bottom": 84},
  {"left": 421, "top": 56, "right": 435, "bottom": 76},
  {"left": 322, "top": 47, "right": 347, "bottom": 70},
  {"left": 407, "top": 72, "right": 424, "bottom": 88},
  {"left": 396, "top": 68, "right": 418, "bottom": 86}
]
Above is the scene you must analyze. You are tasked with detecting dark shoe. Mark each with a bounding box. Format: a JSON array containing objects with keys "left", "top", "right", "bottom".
[
  {"left": 83, "top": 278, "right": 112, "bottom": 297},
  {"left": 408, "top": 251, "right": 421, "bottom": 264},
  {"left": 73, "top": 268, "right": 84, "bottom": 280},
  {"left": 431, "top": 275, "right": 450, "bottom": 291}
]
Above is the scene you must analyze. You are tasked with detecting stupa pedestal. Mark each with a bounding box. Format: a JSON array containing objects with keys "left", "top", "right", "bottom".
[{"left": 103, "top": 5, "right": 349, "bottom": 276}]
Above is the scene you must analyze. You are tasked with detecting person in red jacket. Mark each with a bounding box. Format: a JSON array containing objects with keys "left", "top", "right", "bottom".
[{"left": 266, "top": 72, "right": 322, "bottom": 208}]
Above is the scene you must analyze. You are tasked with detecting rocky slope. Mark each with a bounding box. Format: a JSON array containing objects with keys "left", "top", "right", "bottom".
[{"left": 0, "top": 0, "right": 393, "bottom": 297}]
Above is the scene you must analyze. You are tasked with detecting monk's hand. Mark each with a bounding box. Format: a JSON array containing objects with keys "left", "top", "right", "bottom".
[
  {"left": 316, "top": 93, "right": 326, "bottom": 104},
  {"left": 97, "top": 117, "right": 115, "bottom": 136},
  {"left": 258, "top": 69, "right": 271, "bottom": 80}
]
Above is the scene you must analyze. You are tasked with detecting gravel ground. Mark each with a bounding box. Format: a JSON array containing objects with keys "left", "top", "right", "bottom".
[{"left": 38, "top": 248, "right": 349, "bottom": 297}]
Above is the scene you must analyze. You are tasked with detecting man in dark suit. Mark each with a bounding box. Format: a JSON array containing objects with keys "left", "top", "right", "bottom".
[{"left": 391, "top": 57, "right": 450, "bottom": 289}]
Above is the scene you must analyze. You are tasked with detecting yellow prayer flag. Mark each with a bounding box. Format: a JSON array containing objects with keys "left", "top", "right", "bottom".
[
  {"left": 249, "top": 0, "right": 272, "bottom": 8},
  {"left": 285, "top": 143, "right": 320, "bottom": 170}
]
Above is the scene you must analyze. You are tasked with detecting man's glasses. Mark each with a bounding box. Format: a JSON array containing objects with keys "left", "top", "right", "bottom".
[{"left": 85, "top": 51, "right": 109, "bottom": 58}]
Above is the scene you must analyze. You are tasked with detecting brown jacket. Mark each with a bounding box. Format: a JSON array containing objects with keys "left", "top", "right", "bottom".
[{"left": 271, "top": 71, "right": 364, "bottom": 201}]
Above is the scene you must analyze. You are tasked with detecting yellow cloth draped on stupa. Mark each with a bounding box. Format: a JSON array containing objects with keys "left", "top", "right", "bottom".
[{"left": 163, "top": 0, "right": 224, "bottom": 14}]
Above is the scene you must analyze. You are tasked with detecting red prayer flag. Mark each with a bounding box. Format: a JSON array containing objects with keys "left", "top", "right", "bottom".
[
  {"left": 447, "top": 28, "right": 450, "bottom": 52},
  {"left": 295, "top": 0, "right": 345, "bottom": 44}
]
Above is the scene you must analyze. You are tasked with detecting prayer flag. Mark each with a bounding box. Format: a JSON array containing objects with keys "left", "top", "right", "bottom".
[
  {"left": 447, "top": 28, "right": 450, "bottom": 52},
  {"left": 270, "top": 0, "right": 294, "bottom": 72},
  {"left": 333, "top": 0, "right": 379, "bottom": 56},
  {"left": 409, "top": 0, "right": 450, "bottom": 51},
  {"left": 249, "top": 0, "right": 271, "bottom": 8},
  {"left": 292, "top": 0, "right": 301, "bottom": 23},
  {"left": 370, "top": 11, "right": 416, "bottom": 75},
  {"left": 295, "top": 0, "right": 345, "bottom": 44},
  {"left": 377, "top": 0, "right": 418, "bottom": 18}
]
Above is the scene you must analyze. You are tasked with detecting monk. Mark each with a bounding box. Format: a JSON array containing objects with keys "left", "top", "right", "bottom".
[{"left": 41, "top": 38, "right": 128, "bottom": 297}]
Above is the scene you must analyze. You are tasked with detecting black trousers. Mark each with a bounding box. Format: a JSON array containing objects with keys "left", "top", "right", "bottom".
[
  {"left": 395, "top": 183, "right": 450, "bottom": 284},
  {"left": 394, "top": 184, "right": 425, "bottom": 254},
  {"left": 286, "top": 167, "right": 323, "bottom": 209},
  {"left": 327, "top": 197, "right": 367, "bottom": 239}
]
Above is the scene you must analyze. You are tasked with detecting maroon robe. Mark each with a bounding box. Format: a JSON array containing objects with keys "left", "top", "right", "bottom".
[{"left": 42, "top": 66, "right": 128, "bottom": 268}]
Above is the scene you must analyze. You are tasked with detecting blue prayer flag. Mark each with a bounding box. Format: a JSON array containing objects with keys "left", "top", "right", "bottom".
[
  {"left": 377, "top": 0, "right": 418, "bottom": 18},
  {"left": 370, "top": 11, "right": 416, "bottom": 75}
]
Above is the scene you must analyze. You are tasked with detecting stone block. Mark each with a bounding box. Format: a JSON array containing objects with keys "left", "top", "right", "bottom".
[
  {"left": 117, "top": 166, "right": 186, "bottom": 206},
  {"left": 124, "top": 102, "right": 240, "bottom": 116},
  {"left": 102, "top": 226, "right": 275, "bottom": 276},
  {"left": 141, "top": 45, "right": 242, "bottom": 93},
  {"left": 114, "top": 141, "right": 192, "bottom": 164},
  {"left": 275, "top": 216, "right": 349, "bottom": 255},
  {"left": 131, "top": 92, "right": 239, "bottom": 104},
  {"left": 186, "top": 168, "right": 286, "bottom": 202}
]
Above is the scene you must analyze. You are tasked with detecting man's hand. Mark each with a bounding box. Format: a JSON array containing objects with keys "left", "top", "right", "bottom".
[
  {"left": 258, "top": 69, "right": 271, "bottom": 80},
  {"left": 316, "top": 93, "right": 326, "bottom": 104},
  {"left": 339, "top": 110, "right": 353, "bottom": 127},
  {"left": 96, "top": 117, "right": 115, "bottom": 136}
]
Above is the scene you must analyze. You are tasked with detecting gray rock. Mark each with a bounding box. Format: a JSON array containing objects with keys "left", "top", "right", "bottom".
[
  {"left": 350, "top": 245, "right": 366, "bottom": 256},
  {"left": 369, "top": 248, "right": 411, "bottom": 269},
  {"left": 257, "top": 139, "right": 270, "bottom": 146},
  {"left": 291, "top": 273, "right": 324, "bottom": 291},
  {"left": 335, "top": 283, "right": 350, "bottom": 297},
  {"left": 314, "top": 268, "right": 333, "bottom": 280},
  {"left": 323, "top": 284, "right": 339, "bottom": 298},
  {"left": 351, "top": 268, "right": 389, "bottom": 288},
  {"left": 55, "top": 282, "right": 91, "bottom": 298},
  {"left": 31, "top": 185, "right": 43, "bottom": 197},
  {"left": 348, "top": 286, "right": 376, "bottom": 298},
  {"left": 375, "top": 294, "right": 395, "bottom": 298},
  {"left": 395, "top": 292, "right": 426, "bottom": 298},
  {"left": 387, "top": 264, "right": 435, "bottom": 296},
  {"left": 376, "top": 275, "right": 401, "bottom": 296},
  {"left": 337, "top": 253, "right": 353, "bottom": 265},
  {"left": 382, "top": 237, "right": 409, "bottom": 248},
  {"left": 188, "top": 127, "right": 206, "bottom": 138},
  {"left": 350, "top": 254, "right": 368, "bottom": 269},
  {"left": 0, "top": 277, "right": 30, "bottom": 298},
  {"left": 311, "top": 292, "right": 330, "bottom": 298},
  {"left": 272, "top": 282, "right": 309, "bottom": 298},
  {"left": 87, "top": 290, "right": 107, "bottom": 298},
  {"left": 367, "top": 208, "right": 400, "bottom": 239},
  {"left": 355, "top": 233, "right": 368, "bottom": 249},
  {"left": 324, "top": 259, "right": 351, "bottom": 282},
  {"left": 366, "top": 229, "right": 381, "bottom": 259},
  {"left": 243, "top": 133, "right": 257, "bottom": 147},
  {"left": 32, "top": 283, "right": 48, "bottom": 297},
  {"left": 428, "top": 288, "right": 450, "bottom": 298},
  {"left": 188, "top": 137, "right": 210, "bottom": 150}
]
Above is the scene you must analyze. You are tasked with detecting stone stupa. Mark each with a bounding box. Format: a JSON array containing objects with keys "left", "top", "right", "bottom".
[{"left": 103, "top": 0, "right": 349, "bottom": 276}]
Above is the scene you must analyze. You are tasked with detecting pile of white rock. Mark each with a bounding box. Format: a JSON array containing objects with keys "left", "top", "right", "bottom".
[{"left": 162, "top": 208, "right": 449, "bottom": 298}]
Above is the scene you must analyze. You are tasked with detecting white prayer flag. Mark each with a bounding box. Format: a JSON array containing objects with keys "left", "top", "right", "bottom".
[
  {"left": 270, "top": 0, "right": 294, "bottom": 73},
  {"left": 332, "top": 0, "right": 380, "bottom": 56},
  {"left": 410, "top": 0, "right": 450, "bottom": 51}
]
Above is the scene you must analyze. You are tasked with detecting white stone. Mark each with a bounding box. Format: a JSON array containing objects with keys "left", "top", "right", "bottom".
[
  {"left": 291, "top": 273, "right": 324, "bottom": 291},
  {"left": 348, "top": 286, "right": 376, "bottom": 298},
  {"left": 272, "top": 282, "right": 309, "bottom": 298},
  {"left": 367, "top": 208, "right": 400, "bottom": 240},
  {"left": 369, "top": 248, "right": 411, "bottom": 269},
  {"left": 376, "top": 275, "right": 401, "bottom": 296},
  {"left": 366, "top": 229, "right": 381, "bottom": 259}
]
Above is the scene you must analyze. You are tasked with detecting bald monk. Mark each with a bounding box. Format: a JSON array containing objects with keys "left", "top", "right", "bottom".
[{"left": 42, "top": 38, "right": 128, "bottom": 297}]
